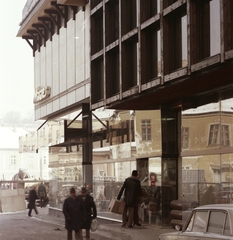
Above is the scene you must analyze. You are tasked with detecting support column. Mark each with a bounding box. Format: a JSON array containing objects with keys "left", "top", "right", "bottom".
[
  {"left": 82, "top": 103, "right": 93, "bottom": 190},
  {"left": 161, "top": 105, "right": 180, "bottom": 226}
]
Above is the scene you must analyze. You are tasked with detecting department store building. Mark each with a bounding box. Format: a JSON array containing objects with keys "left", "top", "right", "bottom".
[{"left": 17, "top": 0, "right": 233, "bottom": 226}]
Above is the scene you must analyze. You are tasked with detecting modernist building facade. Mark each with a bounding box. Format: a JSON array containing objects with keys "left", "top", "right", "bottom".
[{"left": 17, "top": 0, "right": 233, "bottom": 226}]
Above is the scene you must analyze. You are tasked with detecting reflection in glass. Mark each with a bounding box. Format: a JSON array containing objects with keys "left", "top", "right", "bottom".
[
  {"left": 49, "top": 144, "right": 83, "bottom": 208},
  {"left": 192, "top": 211, "right": 207, "bottom": 233},
  {"left": 224, "top": 214, "right": 231, "bottom": 236},
  {"left": 207, "top": 211, "right": 225, "bottom": 234},
  {"left": 182, "top": 98, "right": 233, "bottom": 208},
  {"left": 91, "top": 110, "right": 162, "bottom": 223},
  {"left": 182, "top": 15, "right": 187, "bottom": 67},
  {"left": 158, "top": 30, "right": 161, "bottom": 76},
  {"left": 185, "top": 213, "right": 194, "bottom": 232},
  {"left": 45, "top": 107, "right": 177, "bottom": 226},
  {"left": 210, "top": 0, "right": 220, "bottom": 55}
]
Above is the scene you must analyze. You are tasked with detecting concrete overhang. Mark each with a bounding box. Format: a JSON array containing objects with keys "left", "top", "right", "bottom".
[
  {"left": 16, "top": 0, "right": 88, "bottom": 56},
  {"left": 17, "top": 0, "right": 52, "bottom": 38},
  {"left": 57, "top": 0, "right": 88, "bottom": 6},
  {"left": 17, "top": 0, "right": 88, "bottom": 38}
]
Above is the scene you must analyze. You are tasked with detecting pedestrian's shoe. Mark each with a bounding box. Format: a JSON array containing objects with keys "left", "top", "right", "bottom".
[
  {"left": 121, "top": 224, "right": 126, "bottom": 227},
  {"left": 134, "top": 223, "right": 142, "bottom": 226},
  {"left": 128, "top": 225, "right": 133, "bottom": 228}
]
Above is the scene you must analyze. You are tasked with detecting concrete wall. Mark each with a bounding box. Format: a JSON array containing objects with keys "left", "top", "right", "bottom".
[
  {"left": 0, "top": 189, "right": 26, "bottom": 212},
  {"left": 34, "top": 4, "right": 91, "bottom": 120},
  {"left": 49, "top": 207, "right": 63, "bottom": 219}
]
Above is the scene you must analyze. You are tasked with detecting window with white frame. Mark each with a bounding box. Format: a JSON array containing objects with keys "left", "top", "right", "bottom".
[
  {"left": 10, "top": 155, "right": 16, "bottom": 165},
  {"left": 182, "top": 127, "right": 189, "bottom": 149},
  {"left": 43, "top": 156, "right": 47, "bottom": 164},
  {"left": 141, "top": 120, "right": 151, "bottom": 141},
  {"left": 221, "top": 125, "right": 230, "bottom": 146},
  {"left": 208, "top": 124, "right": 230, "bottom": 147}
]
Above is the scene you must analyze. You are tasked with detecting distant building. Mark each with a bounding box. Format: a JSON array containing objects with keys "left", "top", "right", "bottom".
[
  {"left": 0, "top": 127, "right": 27, "bottom": 180},
  {"left": 0, "top": 127, "right": 48, "bottom": 182}
]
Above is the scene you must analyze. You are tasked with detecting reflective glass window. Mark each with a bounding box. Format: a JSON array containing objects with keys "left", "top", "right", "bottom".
[
  {"left": 224, "top": 214, "right": 231, "bottom": 236},
  {"left": 207, "top": 211, "right": 225, "bottom": 234},
  {"left": 192, "top": 211, "right": 208, "bottom": 232},
  {"left": 142, "top": 120, "right": 151, "bottom": 141}
]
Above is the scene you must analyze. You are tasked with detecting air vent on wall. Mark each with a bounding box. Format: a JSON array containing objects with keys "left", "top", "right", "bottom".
[{"left": 57, "top": 0, "right": 87, "bottom": 6}]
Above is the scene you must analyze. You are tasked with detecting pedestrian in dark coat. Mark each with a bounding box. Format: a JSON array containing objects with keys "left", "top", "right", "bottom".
[
  {"left": 28, "top": 186, "right": 39, "bottom": 217},
  {"left": 63, "top": 187, "right": 84, "bottom": 240},
  {"left": 77, "top": 187, "right": 97, "bottom": 240},
  {"left": 117, "top": 170, "right": 141, "bottom": 228}
]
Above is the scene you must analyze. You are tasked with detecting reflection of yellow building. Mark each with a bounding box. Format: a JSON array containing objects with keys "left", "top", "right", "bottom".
[
  {"left": 182, "top": 102, "right": 233, "bottom": 203},
  {"left": 135, "top": 111, "right": 162, "bottom": 156},
  {"left": 182, "top": 111, "right": 233, "bottom": 152},
  {"left": 20, "top": 100, "right": 233, "bottom": 222},
  {"left": 20, "top": 109, "right": 163, "bottom": 212}
]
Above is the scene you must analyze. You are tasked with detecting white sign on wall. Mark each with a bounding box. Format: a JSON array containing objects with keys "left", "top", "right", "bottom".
[{"left": 33, "top": 86, "right": 51, "bottom": 103}]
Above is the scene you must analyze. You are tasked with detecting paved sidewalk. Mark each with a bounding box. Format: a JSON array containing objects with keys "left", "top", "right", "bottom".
[
  {"left": 0, "top": 206, "right": 176, "bottom": 240},
  {"left": 33, "top": 207, "right": 176, "bottom": 240},
  {"left": 96, "top": 223, "right": 175, "bottom": 240}
]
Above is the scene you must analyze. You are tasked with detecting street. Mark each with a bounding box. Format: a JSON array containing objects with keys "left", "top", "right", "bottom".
[
  {"left": 0, "top": 207, "right": 109, "bottom": 240},
  {"left": 0, "top": 211, "right": 63, "bottom": 240},
  {"left": 0, "top": 206, "right": 174, "bottom": 240}
]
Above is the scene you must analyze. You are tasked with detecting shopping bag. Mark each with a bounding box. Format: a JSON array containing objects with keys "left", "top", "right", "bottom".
[
  {"left": 91, "top": 218, "right": 99, "bottom": 232},
  {"left": 108, "top": 199, "right": 125, "bottom": 214},
  {"left": 117, "top": 200, "right": 125, "bottom": 214},
  {"left": 108, "top": 199, "right": 121, "bottom": 213}
]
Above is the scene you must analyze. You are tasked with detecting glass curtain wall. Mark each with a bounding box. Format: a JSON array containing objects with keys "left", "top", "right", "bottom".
[
  {"left": 181, "top": 97, "right": 233, "bottom": 216},
  {"left": 47, "top": 108, "right": 179, "bottom": 226},
  {"left": 92, "top": 109, "right": 163, "bottom": 225},
  {"left": 48, "top": 113, "right": 83, "bottom": 209}
]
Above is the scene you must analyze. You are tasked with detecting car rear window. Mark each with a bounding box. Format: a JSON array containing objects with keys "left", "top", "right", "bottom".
[
  {"left": 207, "top": 211, "right": 226, "bottom": 235},
  {"left": 224, "top": 214, "right": 231, "bottom": 236}
]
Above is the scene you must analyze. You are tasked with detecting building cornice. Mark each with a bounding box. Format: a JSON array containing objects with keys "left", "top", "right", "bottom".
[
  {"left": 17, "top": 0, "right": 86, "bottom": 56},
  {"left": 17, "top": 0, "right": 50, "bottom": 38}
]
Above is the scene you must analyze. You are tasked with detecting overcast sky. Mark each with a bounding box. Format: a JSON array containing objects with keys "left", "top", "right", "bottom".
[{"left": 0, "top": 0, "right": 34, "bottom": 118}]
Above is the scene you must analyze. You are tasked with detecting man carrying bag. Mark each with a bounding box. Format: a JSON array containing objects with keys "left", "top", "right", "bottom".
[{"left": 117, "top": 170, "right": 141, "bottom": 228}]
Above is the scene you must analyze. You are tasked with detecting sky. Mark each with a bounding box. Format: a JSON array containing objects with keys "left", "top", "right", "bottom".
[{"left": 0, "top": 0, "right": 34, "bottom": 119}]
